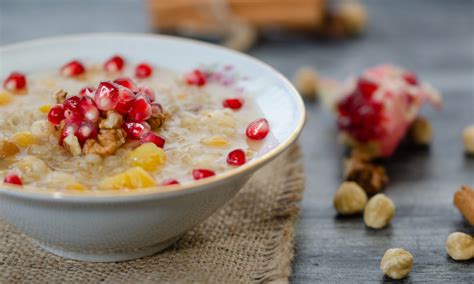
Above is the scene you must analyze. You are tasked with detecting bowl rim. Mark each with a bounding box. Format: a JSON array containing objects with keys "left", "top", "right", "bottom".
[{"left": 0, "top": 33, "right": 305, "bottom": 203}]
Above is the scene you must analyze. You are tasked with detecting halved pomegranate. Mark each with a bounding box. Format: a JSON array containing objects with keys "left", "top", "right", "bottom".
[
  {"left": 3, "top": 172, "right": 22, "bottom": 186},
  {"left": 128, "top": 97, "right": 152, "bottom": 122},
  {"left": 140, "top": 132, "right": 165, "bottom": 148},
  {"left": 246, "top": 118, "right": 270, "bottom": 140},
  {"left": 3, "top": 72, "right": 27, "bottom": 92},
  {"left": 94, "top": 81, "right": 119, "bottom": 111},
  {"left": 135, "top": 63, "right": 153, "bottom": 79},
  {"left": 123, "top": 121, "right": 151, "bottom": 139},
  {"left": 227, "top": 149, "right": 246, "bottom": 166},
  {"left": 185, "top": 69, "right": 207, "bottom": 86},
  {"left": 192, "top": 169, "right": 215, "bottom": 180},
  {"left": 104, "top": 55, "right": 125, "bottom": 73},
  {"left": 223, "top": 98, "right": 243, "bottom": 110},
  {"left": 47, "top": 104, "right": 65, "bottom": 125},
  {"left": 356, "top": 78, "right": 378, "bottom": 98},
  {"left": 402, "top": 72, "right": 418, "bottom": 85},
  {"left": 60, "top": 60, "right": 85, "bottom": 78}
]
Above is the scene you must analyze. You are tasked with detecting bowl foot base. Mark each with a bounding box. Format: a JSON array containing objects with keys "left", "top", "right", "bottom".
[{"left": 35, "top": 236, "right": 182, "bottom": 262}]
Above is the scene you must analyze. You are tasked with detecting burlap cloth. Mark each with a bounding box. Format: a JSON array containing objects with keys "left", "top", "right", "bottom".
[{"left": 0, "top": 145, "right": 304, "bottom": 283}]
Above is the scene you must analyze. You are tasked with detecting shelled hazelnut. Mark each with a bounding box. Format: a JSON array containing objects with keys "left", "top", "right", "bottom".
[
  {"left": 333, "top": 181, "right": 368, "bottom": 215},
  {"left": 463, "top": 125, "right": 474, "bottom": 154},
  {"left": 293, "top": 67, "right": 319, "bottom": 100},
  {"left": 364, "top": 194, "right": 395, "bottom": 229},
  {"left": 409, "top": 117, "right": 433, "bottom": 145},
  {"left": 446, "top": 232, "right": 474, "bottom": 261},
  {"left": 380, "top": 248, "right": 413, "bottom": 280}
]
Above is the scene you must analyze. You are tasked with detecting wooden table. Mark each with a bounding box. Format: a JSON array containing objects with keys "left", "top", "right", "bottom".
[{"left": 1, "top": 0, "right": 473, "bottom": 282}]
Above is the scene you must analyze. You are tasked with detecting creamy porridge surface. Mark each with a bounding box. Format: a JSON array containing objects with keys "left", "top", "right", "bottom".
[{"left": 0, "top": 57, "right": 269, "bottom": 191}]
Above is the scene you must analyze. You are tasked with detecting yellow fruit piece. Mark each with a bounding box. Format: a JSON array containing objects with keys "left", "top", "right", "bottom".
[
  {"left": 66, "top": 183, "right": 87, "bottom": 191},
  {"left": 200, "top": 135, "right": 229, "bottom": 148},
  {"left": 38, "top": 104, "right": 51, "bottom": 113},
  {"left": 98, "top": 167, "right": 156, "bottom": 190},
  {"left": 10, "top": 131, "right": 38, "bottom": 148},
  {"left": 0, "top": 91, "right": 13, "bottom": 105},
  {"left": 129, "top": 142, "right": 166, "bottom": 171}
]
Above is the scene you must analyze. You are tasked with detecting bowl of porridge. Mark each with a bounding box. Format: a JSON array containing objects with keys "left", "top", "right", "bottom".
[{"left": 0, "top": 34, "right": 304, "bottom": 262}]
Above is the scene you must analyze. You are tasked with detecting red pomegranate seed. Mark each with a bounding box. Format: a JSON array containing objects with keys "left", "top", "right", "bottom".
[
  {"left": 128, "top": 97, "right": 152, "bottom": 122},
  {"left": 104, "top": 55, "right": 125, "bottom": 73},
  {"left": 63, "top": 96, "right": 81, "bottom": 112},
  {"left": 59, "top": 121, "right": 80, "bottom": 145},
  {"left": 94, "top": 81, "right": 119, "bottom": 111},
  {"left": 78, "top": 87, "right": 95, "bottom": 98},
  {"left": 113, "top": 77, "right": 138, "bottom": 91},
  {"left": 123, "top": 121, "right": 151, "bottom": 139},
  {"left": 3, "top": 72, "right": 27, "bottom": 92},
  {"left": 79, "top": 97, "right": 100, "bottom": 122},
  {"left": 115, "top": 87, "right": 136, "bottom": 114},
  {"left": 161, "top": 179, "right": 179, "bottom": 186},
  {"left": 402, "top": 72, "right": 418, "bottom": 85},
  {"left": 47, "top": 104, "right": 65, "bottom": 125},
  {"left": 137, "top": 86, "right": 155, "bottom": 102},
  {"left": 75, "top": 121, "right": 98, "bottom": 145},
  {"left": 192, "top": 169, "right": 215, "bottom": 180},
  {"left": 185, "top": 69, "right": 207, "bottom": 86},
  {"left": 223, "top": 98, "right": 244, "bottom": 110},
  {"left": 60, "top": 60, "right": 85, "bottom": 78},
  {"left": 4, "top": 172, "right": 22, "bottom": 186},
  {"left": 227, "top": 149, "right": 246, "bottom": 166},
  {"left": 140, "top": 132, "right": 165, "bottom": 148},
  {"left": 357, "top": 78, "right": 378, "bottom": 98},
  {"left": 246, "top": 118, "right": 270, "bottom": 140},
  {"left": 135, "top": 63, "right": 153, "bottom": 79}
]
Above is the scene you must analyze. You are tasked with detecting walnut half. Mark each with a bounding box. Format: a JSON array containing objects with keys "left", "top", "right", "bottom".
[
  {"left": 83, "top": 129, "right": 127, "bottom": 156},
  {"left": 343, "top": 155, "right": 389, "bottom": 195}
]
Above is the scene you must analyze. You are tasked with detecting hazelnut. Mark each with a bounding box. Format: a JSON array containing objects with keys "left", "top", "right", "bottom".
[
  {"left": 409, "top": 117, "right": 433, "bottom": 145},
  {"left": 446, "top": 232, "right": 474, "bottom": 261},
  {"left": 463, "top": 124, "right": 474, "bottom": 154},
  {"left": 380, "top": 248, "right": 413, "bottom": 280},
  {"left": 364, "top": 194, "right": 395, "bottom": 229},
  {"left": 333, "top": 181, "right": 368, "bottom": 215},
  {"left": 293, "top": 67, "right": 319, "bottom": 99},
  {"left": 337, "top": 1, "right": 368, "bottom": 35}
]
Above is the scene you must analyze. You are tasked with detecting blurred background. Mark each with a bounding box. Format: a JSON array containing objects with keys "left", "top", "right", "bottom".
[{"left": 1, "top": 0, "right": 473, "bottom": 282}]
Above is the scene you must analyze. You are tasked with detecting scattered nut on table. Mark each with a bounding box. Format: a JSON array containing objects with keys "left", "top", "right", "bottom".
[
  {"left": 364, "top": 193, "right": 395, "bottom": 229},
  {"left": 453, "top": 185, "right": 474, "bottom": 226},
  {"left": 380, "top": 248, "right": 413, "bottom": 280},
  {"left": 343, "top": 155, "right": 389, "bottom": 195},
  {"left": 446, "top": 232, "right": 474, "bottom": 261},
  {"left": 293, "top": 67, "right": 319, "bottom": 100},
  {"left": 333, "top": 181, "right": 368, "bottom": 215},
  {"left": 463, "top": 124, "right": 474, "bottom": 154},
  {"left": 409, "top": 116, "right": 433, "bottom": 145}
]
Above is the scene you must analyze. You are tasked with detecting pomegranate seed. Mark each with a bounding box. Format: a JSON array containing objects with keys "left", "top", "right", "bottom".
[
  {"left": 137, "top": 86, "right": 155, "bottom": 102},
  {"left": 48, "top": 104, "right": 65, "bottom": 125},
  {"left": 186, "top": 69, "right": 207, "bottom": 86},
  {"left": 94, "top": 81, "right": 119, "bottom": 111},
  {"left": 150, "top": 103, "right": 163, "bottom": 116},
  {"left": 75, "top": 121, "right": 98, "bottom": 145},
  {"left": 104, "top": 55, "right": 125, "bottom": 73},
  {"left": 78, "top": 87, "right": 95, "bottom": 98},
  {"left": 128, "top": 97, "right": 152, "bottom": 122},
  {"left": 63, "top": 96, "right": 81, "bottom": 112},
  {"left": 246, "top": 118, "right": 270, "bottom": 140},
  {"left": 402, "top": 72, "right": 418, "bottom": 85},
  {"left": 115, "top": 87, "right": 136, "bottom": 114},
  {"left": 161, "top": 179, "right": 179, "bottom": 186},
  {"left": 79, "top": 97, "right": 100, "bottom": 122},
  {"left": 192, "top": 169, "right": 215, "bottom": 180},
  {"left": 113, "top": 77, "right": 137, "bottom": 91},
  {"left": 4, "top": 172, "right": 22, "bottom": 186},
  {"left": 123, "top": 121, "right": 151, "bottom": 139},
  {"left": 135, "top": 63, "right": 153, "bottom": 79},
  {"left": 59, "top": 121, "right": 80, "bottom": 145},
  {"left": 227, "top": 149, "right": 246, "bottom": 166},
  {"left": 357, "top": 78, "right": 378, "bottom": 98},
  {"left": 60, "top": 60, "right": 85, "bottom": 77},
  {"left": 3, "top": 72, "right": 27, "bottom": 92},
  {"left": 223, "top": 98, "right": 244, "bottom": 110},
  {"left": 140, "top": 132, "right": 165, "bottom": 148}
]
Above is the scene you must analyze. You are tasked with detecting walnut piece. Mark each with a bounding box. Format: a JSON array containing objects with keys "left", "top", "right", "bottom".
[
  {"left": 453, "top": 185, "right": 474, "bottom": 226},
  {"left": 343, "top": 155, "right": 389, "bottom": 195},
  {"left": 364, "top": 193, "right": 395, "bottom": 229},
  {"left": 380, "top": 248, "right": 413, "bottom": 280},
  {"left": 0, "top": 139, "right": 20, "bottom": 158},
  {"left": 333, "top": 181, "right": 368, "bottom": 215},
  {"left": 83, "top": 129, "right": 127, "bottom": 156},
  {"left": 54, "top": 89, "right": 68, "bottom": 104},
  {"left": 99, "top": 110, "right": 123, "bottom": 129},
  {"left": 148, "top": 111, "right": 169, "bottom": 130},
  {"left": 63, "top": 134, "right": 82, "bottom": 156},
  {"left": 446, "top": 232, "right": 474, "bottom": 261}
]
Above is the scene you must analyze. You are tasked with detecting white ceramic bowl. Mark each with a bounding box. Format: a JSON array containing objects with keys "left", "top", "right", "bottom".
[{"left": 0, "top": 33, "right": 304, "bottom": 262}]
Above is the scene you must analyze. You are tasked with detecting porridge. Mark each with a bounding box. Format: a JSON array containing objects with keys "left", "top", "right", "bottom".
[{"left": 0, "top": 56, "right": 269, "bottom": 191}]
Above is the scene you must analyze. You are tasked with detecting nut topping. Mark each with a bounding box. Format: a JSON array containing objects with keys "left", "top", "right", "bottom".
[
  {"left": 54, "top": 89, "right": 68, "bottom": 104},
  {"left": 453, "top": 185, "right": 474, "bottom": 226},
  {"left": 343, "top": 155, "right": 389, "bottom": 195},
  {"left": 82, "top": 129, "right": 127, "bottom": 156},
  {"left": 99, "top": 110, "right": 123, "bottom": 129}
]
